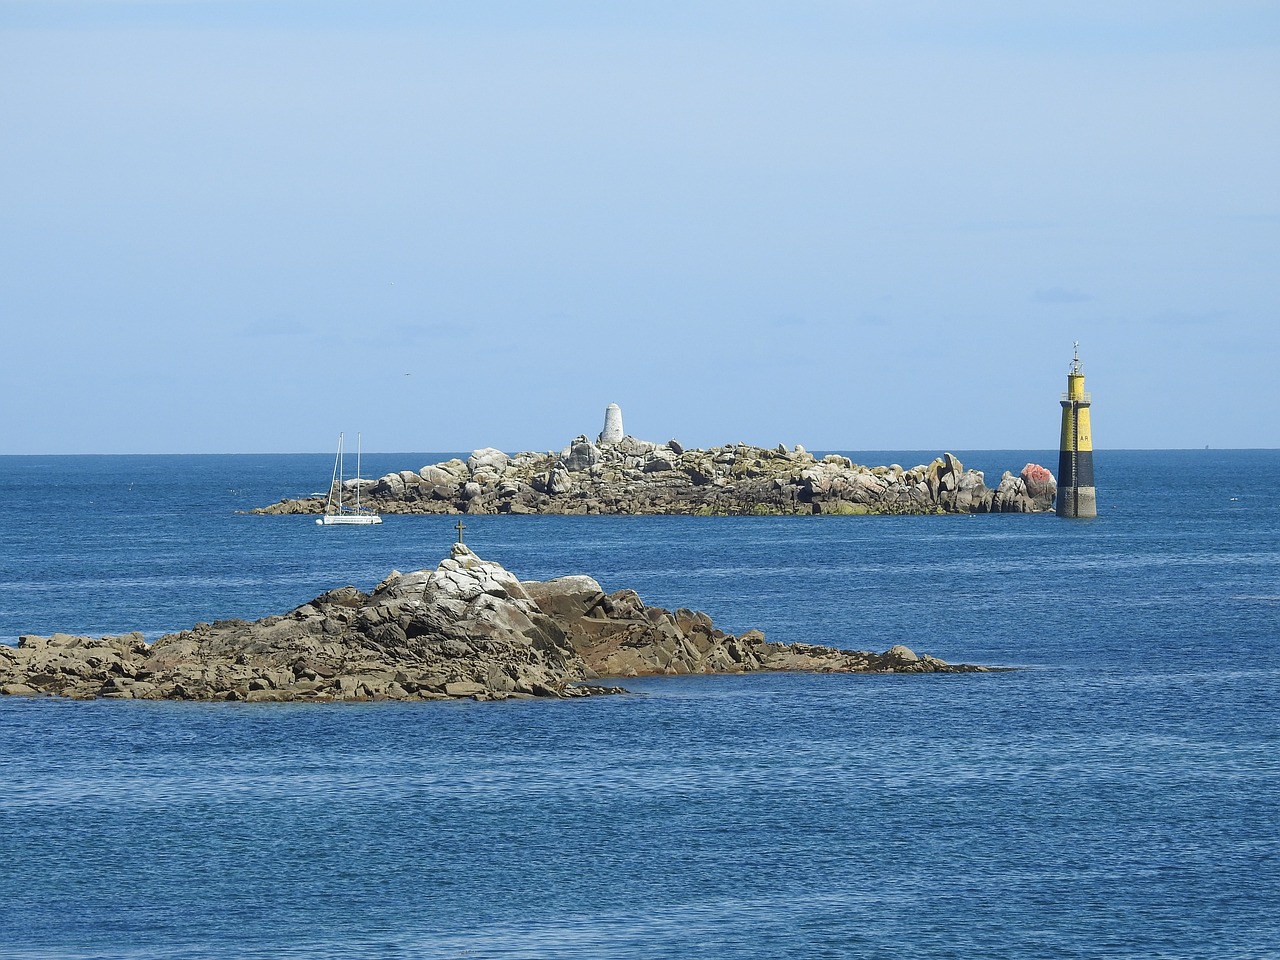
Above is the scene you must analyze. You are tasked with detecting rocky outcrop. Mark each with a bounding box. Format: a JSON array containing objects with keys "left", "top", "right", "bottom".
[
  {"left": 255, "top": 438, "right": 1056, "bottom": 517},
  {"left": 1, "top": 546, "right": 990, "bottom": 703},
  {"left": 1020, "top": 463, "right": 1057, "bottom": 511}
]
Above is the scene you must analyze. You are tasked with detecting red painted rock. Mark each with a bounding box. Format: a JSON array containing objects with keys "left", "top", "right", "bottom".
[{"left": 1020, "top": 463, "right": 1057, "bottom": 502}]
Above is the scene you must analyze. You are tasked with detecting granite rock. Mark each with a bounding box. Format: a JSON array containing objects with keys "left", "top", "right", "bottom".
[
  {"left": 256, "top": 442, "right": 1053, "bottom": 518},
  {"left": 1, "top": 547, "right": 992, "bottom": 703}
]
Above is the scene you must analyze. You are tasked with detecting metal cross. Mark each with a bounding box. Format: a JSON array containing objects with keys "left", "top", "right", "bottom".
[{"left": 454, "top": 519, "right": 466, "bottom": 544}]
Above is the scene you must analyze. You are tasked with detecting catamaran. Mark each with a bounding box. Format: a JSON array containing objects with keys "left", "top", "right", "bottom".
[{"left": 316, "top": 432, "right": 383, "bottom": 525}]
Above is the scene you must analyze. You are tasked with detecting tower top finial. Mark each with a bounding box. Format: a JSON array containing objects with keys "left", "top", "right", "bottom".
[{"left": 1070, "top": 342, "right": 1082, "bottom": 375}]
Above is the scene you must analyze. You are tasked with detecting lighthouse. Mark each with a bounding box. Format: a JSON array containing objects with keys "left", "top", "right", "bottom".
[{"left": 1057, "top": 343, "right": 1097, "bottom": 518}]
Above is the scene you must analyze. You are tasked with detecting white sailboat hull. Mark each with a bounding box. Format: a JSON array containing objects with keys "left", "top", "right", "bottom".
[
  {"left": 316, "top": 513, "right": 382, "bottom": 525},
  {"left": 318, "top": 432, "right": 383, "bottom": 526}
]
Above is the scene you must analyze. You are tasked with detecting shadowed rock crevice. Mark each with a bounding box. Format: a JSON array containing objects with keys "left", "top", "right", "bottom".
[{"left": 1, "top": 546, "right": 992, "bottom": 703}]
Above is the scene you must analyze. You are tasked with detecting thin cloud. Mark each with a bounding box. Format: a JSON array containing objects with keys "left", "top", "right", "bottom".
[
  {"left": 958, "top": 220, "right": 1055, "bottom": 233},
  {"left": 391, "top": 321, "right": 474, "bottom": 340},
  {"left": 854, "top": 312, "right": 892, "bottom": 327},
  {"left": 1034, "top": 287, "right": 1093, "bottom": 304},
  {"left": 1148, "top": 309, "right": 1228, "bottom": 326},
  {"left": 769, "top": 314, "right": 809, "bottom": 329},
  {"left": 241, "top": 317, "right": 310, "bottom": 338}
]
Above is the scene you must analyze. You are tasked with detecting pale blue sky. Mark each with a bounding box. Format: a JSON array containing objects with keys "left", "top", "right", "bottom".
[{"left": 2, "top": 2, "right": 1277, "bottom": 454}]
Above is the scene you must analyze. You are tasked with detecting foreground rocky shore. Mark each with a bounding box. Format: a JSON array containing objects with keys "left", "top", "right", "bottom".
[
  {"left": 255, "top": 436, "right": 1057, "bottom": 517},
  {"left": 1, "top": 545, "right": 990, "bottom": 702}
]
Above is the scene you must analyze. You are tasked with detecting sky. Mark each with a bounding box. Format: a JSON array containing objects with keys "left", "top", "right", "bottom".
[{"left": 2, "top": 1, "right": 1277, "bottom": 454}]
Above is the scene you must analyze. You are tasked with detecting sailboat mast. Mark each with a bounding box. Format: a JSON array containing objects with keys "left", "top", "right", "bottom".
[
  {"left": 327, "top": 433, "right": 343, "bottom": 515},
  {"left": 337, "top": 432, "right": 346, "bottom": 513},
  {"left": 356, "top": 433, "right": 362, "bottom": 511}
]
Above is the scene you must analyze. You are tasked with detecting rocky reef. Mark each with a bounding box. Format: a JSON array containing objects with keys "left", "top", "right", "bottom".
[
  {"left": 1, "top": 545, "right": 990, "bottom": 703},
  {"left": 256, "top": 436, "right": 1056, "bottom": 518}
]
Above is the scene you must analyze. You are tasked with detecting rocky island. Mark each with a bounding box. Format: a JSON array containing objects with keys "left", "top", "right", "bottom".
[
  {"left": 254, "top": 405, "right": 1057, "bottom": 518},
  {"left": 1, "top": 544, "right": 990, "bottom": 703}
]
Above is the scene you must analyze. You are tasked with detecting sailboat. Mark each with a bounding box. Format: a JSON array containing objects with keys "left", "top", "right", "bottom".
[{"left": 316, "top": 432, "right": 383, "bottom": 525}]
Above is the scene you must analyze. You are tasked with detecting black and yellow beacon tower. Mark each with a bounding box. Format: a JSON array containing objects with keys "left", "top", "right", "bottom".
[{"left": 1057, "top": 343, "right": 1097, "bottom": 518}]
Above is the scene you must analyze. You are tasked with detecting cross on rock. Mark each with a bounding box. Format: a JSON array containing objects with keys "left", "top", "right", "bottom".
[{"left": 454, "top": 519, "right": 466, "bottom": 544}]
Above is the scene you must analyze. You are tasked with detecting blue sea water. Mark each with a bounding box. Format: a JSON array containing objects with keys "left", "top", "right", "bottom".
[{"left": 0, "top": 450, "right": 1277, "bottom": 959}]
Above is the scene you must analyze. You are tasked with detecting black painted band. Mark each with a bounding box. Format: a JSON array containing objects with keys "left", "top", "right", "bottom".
[{"left": 1057, "top": 449, "right": 1095, "bottom": 488}]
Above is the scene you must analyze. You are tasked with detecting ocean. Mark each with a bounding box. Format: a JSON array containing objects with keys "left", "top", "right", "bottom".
[{"left": 1, "top": 449, "right": 1277, "bottom": 959}]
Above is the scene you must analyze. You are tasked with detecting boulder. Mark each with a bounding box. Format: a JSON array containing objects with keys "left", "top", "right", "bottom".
[
  {"left": 443, "top": 680, "right": 488, "bottom": 698},
  {"left": 374, "top": 473, "right": 406, "bottom": 498},
  {"left": 993, "top": 472, "right": 1032, "bottom": 512},
  {"left": 642, "top": 456, "right": 674, "bottom": 474},
  {"left": 1021, "top": 463, "right": 1057, "bottom": 510},
  {"left": 523, "top": 576, "right": 607, "bottom": 622},
  {"left": 467, "top": 448, "right": 509, "bottom": 476},
  {"left": 562, "top": 437, "right": 601, "bottom": 472},
  {"left": 954, "top": 470, "right": 992, "bottom": 513},
  {"left": 547, "top": 468, "right": 574, "bottom": 496},
  {"left": 419, "top": 465, "right": 457, "bottom": 486}
]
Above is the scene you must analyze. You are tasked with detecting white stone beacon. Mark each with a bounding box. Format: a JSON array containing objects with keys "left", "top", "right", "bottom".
[{"left": 598, "top": 403, "right": 624, "bottom": 445}]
